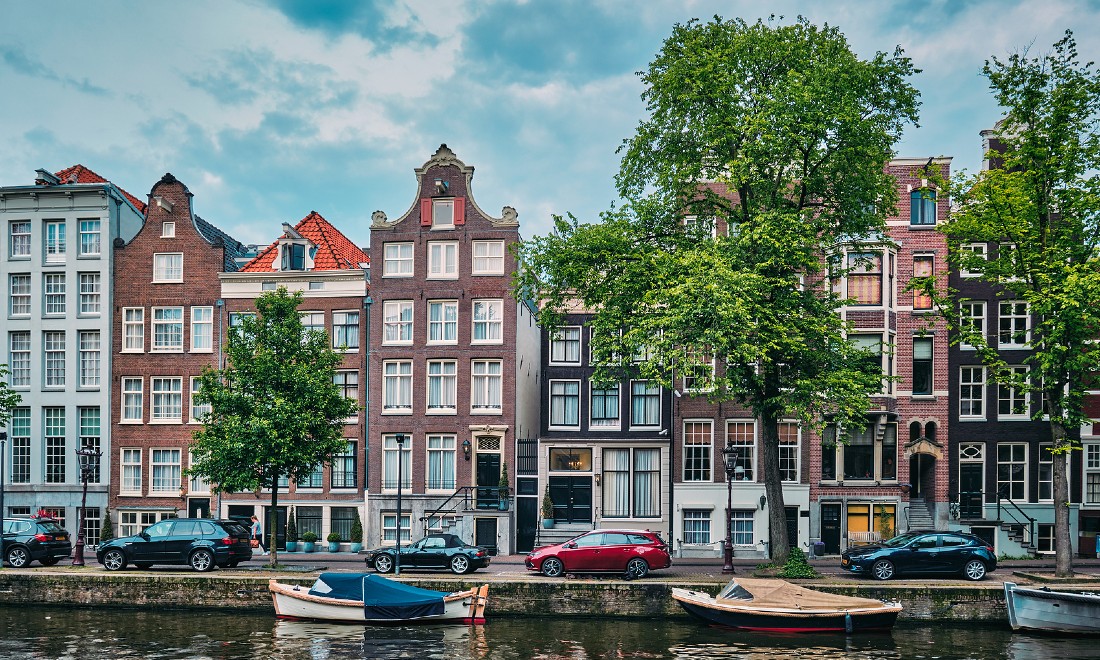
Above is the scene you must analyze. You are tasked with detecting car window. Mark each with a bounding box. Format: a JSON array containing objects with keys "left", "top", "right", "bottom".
[
  {"left": 627, "top": 533, "right": 654, "bottom": 545},
  {"left": 914, "top": 535, "right": 938, "bottom": 549},
  {"left": 602, "top": 533, "right": 630, "bottom": 546},
  {"left": 882, "top": 532, "right": 921, "bottom": 548},
  {"left": 36, "top": 521, "right": 65, "bottom": 533},
  {"left": 574, "top": 533, "right": 605, "bottom": 547},
  {"left": 172, "top": 521, "right": 200, "bottom": 536},
  {"left": 145, "top": 521, "right": 174, "bottom": 538},
  {"left": 941, "top": 535, "right": 968, "bottom": 547},
  {"left": 424, "top": 537, "right": 446, "bottom": 549},
  {"left": 199, "top": 521, "right": 218, "bottom": 535}
]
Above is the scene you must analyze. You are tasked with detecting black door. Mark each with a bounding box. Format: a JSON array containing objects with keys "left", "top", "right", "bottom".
[
  {"left": 959, "top": 464, "right": 984, "bottom": 519},
  {"left": 188, "top": 498, "right": 210, "bottom": 519},
  {"left": 476, "top": 453, "right": 502, "bottom": 510},
  {"left": 785, "top": 507, "right": 799, "bottom": 549},
  {"left": 549, "top": 476, "right": 592, "bottom": 523},
  {"left": 515, "top": 479, "right": 538, "bottom": 553},
  {"left": 821, "top": 503, "right": 841, "bottom": 555},
  {"left": 475, "top": 518, "right": 498, "bottom": 555},
  {"left": 264, "top": 507, "right": 287, "bottom": 550}
]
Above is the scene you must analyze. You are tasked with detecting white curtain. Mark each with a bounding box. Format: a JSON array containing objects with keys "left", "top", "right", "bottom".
[
  {"left": 633, "top": 449, "right": 660, "bottom": 517},
  {"left": 603, "top": 449, "right": 630, "bottom": 517}
]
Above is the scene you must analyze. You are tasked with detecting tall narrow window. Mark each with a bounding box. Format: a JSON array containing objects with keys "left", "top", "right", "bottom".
[
  {"left": 334, "top": 370, "right": 359, "bottom": 416},
  {"left": 997, "top": 443, "right": 1027, "bottom": 500},
  {"left": 8, "top": 332, "right": 30, "bottom": 387},
  {"left": 426, "top": 435, "right": 456, "bottom": 490},
  {"left": 1038, "top": 444, "right": 1054, "bottom": 502},
  {"left": 79, "top": 273, "right": 101, "bottom": 315},
  {"left": 590, "top": 384, "right": 620, "bottom": 428},
  {"left": 9, "top": 408, "right": 30, "bottom": 483},
  {"left": 383, "top": 301, "right": 413, "bottom": 344},
  {"left": 79, "top": 219, "right": 101, "bottom": 255},
  {"left": 121, "top": 449, "right": 142, "bottom": 494},
  {"left": 633, "top": 449, "right": 660, "bottom": 517},
  {"left": 45, "top": 220, "right": 66, "bottom": 263},
  {"left": 998, "top": 365, "right": 1030, "bottom": 419},
  {"left": 427, "top": 301, "right": 458, "bottom": 344},
  {"left": 153, "top": 253, "right": 183, "bottom": 282},
  {"left": 960, "top": 301, "right": 986, "bottom": 349},
  {"left": 549, "top": 380, "right": 580, "bottom": 427},
  {"left": 331, "top": 441, "right": 357, "bottom": 489},
  {"left": 9, "top": 274, "right": 30, "bottom": 316},
  {"left": 9, "top": 221, "right": 31, "bottom": 258},
  {"left": 44, "top": 330, "right": 65, "bottom": 387},
  {"left": 123, "top": 308, "right": 144, "bottom": 352},
  {"left": 190, "top": 377, "right": 211, "bottom": 423},
  {"left": 471, "top": 360, "right": 502, "bottom": 412},
  {"left": 912, "top": 338, "right": 933, "bottom": 395},
  {"left": 910, "top": 189, "right": 937, "bottom": 225},
  {"left": 332, "top": 311, "right": 359, "bottom": 350},
  {"left": 79, "top": 407, "right": 102, "bottom": 483},
  {"left": 382, "top": 435, "right": 412, "bottom": 489},
  {"left": 44, "top": 273, "right": 66, "bottom": 315},
  {"left": 682, "top": 421, "right": 712, "bottom": 482},
  {"left": 778, "top": 422, "right": 800, "bottom": 482},
  {"left": 960, "top": 366, "right": 985, "bottom": 418},
  {"left": 630, "top": 381, "right": 660, "bottom": 427},
  {"left": 151, "top": 449, "right": 182, "bottom": 493},
  {"left": 550, "top": 327, "right": 582, "bottom": 364},
  {"left": 151, "top": 377, "right": 183, "bottom": 422},
  {"left": 847, "top": 252, "right": 882, "bottom": 305},
  {"left": 472, "top": 300, "right": 503, "bottom": 343},
  {"left": 1085, "top": 445, "right": 1100, "bottom": 505},
  {"left": 726, "top": 421, "right": 756, "bottom": 480},
  {"left": 383, "top": 361, "right": 413, "bottom": 412},
  {"left": 998, "top": 301, "right": 1030, "bottom": 348},
  {"left": 79, "top": 330, "right": 101, "bottom": 388},
  {"left": 300, "top": 311, "right": 325, "bottom": 336},
  {"left": 912, "top": 255, "right": 933, "bottom": 309},
  {"left": 426, "top": 360, "right": 457, "bottom": 413},
  {"left": 190, "top": 306, "right": 213, "bottom": 351},
  {"left": 44, "top": 407, "right": 66, "bottom": 483},
  {"left": 122, "top": 377, "right": 143, "bottom": 422},
  {"left": 604, "top": 448, "right": 631, "bottom": 517}
]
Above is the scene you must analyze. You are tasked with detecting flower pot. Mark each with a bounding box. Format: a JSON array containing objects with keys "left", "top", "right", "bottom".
[
  {"left": 285, "top": 541, "right": 298, "bottom": 552},
  {"left": 302, "top": 541, "right": 315, "bottom": 553},
  {"left": 327, "top": 541, "right": 340, "bottom": 552},
  {"left": 542, "top": 518, "right": 555, "bottom": 529},
  {"left": 350, "top": 543, "right": 363, "bottom": 553},
  {"left": 498, "top": 499, "right": 509, "bottom": 511}
]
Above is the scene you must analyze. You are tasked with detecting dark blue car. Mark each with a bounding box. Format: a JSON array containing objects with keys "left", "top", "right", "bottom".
[
  {"left": 841, "top": 530, "right": 997, "bottom": 581},
  {"left": 96, "top": 518, "right": 252, "bottom": 572}
]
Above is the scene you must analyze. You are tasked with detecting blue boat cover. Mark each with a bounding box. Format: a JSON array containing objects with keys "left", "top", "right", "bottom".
[{"left": 308, "top": 572, "right": 446, "bottom": 620}]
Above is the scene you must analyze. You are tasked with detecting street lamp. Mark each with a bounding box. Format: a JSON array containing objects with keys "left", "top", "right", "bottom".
[
  {"left": 0, "top": 431, "right": 6, "bottom": 572},
  {"left": 721, "top": 444, "right": 737, "bottom": 574},
  {"left": 72, "top": 443, "right": 102, "bottom": 567},
  {"left": 394, "top": 433, "right": 405, "bottom": 576}
]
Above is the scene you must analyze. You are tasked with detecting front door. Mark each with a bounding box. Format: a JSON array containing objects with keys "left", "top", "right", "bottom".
[
  {"left": 263, "top": 507, "right": 287, "bottom": 550},
  {"left": 821, "top": 503, "right": 841, "bottom": 555},
  {"left": 188, "top": 498, "right": 210, "bottom": 519},
  {"left": 476, "top": 453, "right": 502, "bottom": 510},
  {"left": 959, "top": 463, "right": 984, "bottom": 519},
  {"left": 785, "top": 507, "right": 799, "bottom": 549},
  {"left": 549, "top": 476, "right": 592, "bottom": 523},
  {"left": 475, "top": 518, "right": 498, "bottom": 555}
]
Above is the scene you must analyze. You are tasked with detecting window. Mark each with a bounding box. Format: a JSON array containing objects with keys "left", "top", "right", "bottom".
[
  {"left": 682, "top": 510, "right": 711, "bottom": 545},
  {"left": 630, "top": 381, "right": 660, "bottom": 427},
  {"left": 912, "top": 255, "right": 933, "bottom": 309},
  {"left": 382, "top": 513, "right": 411, "bottom": 543},
  {"left": 433, "top": 199, "right": 455, "bottom": 228},
  {"left": 603, "top": 448, "right": 661, "bottom": 518},
  {"left": 261, "top": 281, "right": 277, "bottom": 291},
  {"left": 1036, "top": 524, "right": 1055, "bottom": 554},
  {"left": 300, "top": 311, "right": 325, "bottom": 337},
  {"left": 332, "top": 440, "right": 357, "bottom": 489},
  {"left": 683, "top": 421, "right": 712, "bottom": 482},
  {"left": 44, "top": 273, "right": 66, "bottom": 315},
  {"left": 9, "top": 221, "right": 30, "bottom": 258},
  {"left": 912, "top": 337, "right": 933, "bottom": 395},
  {"left": 44, "top": 407, "right": 65, "bottom": 483},
  {"left": 152, "top": 307, "right": 184, "bottom": 351},
  {"left": 426, "top": 435, "right": 456, "bottom": 490},
  {"left": 960, "top": 243, "right": 987, "bottom": 278},
  {"left": 847, "top": 252, "right": 882, "bottom": 305},
  {"left": 334, "top": 370, "right": 359, "bottom": 416},
  {"left": 333, "top": 311, "right": 359, "bottom": 350},
  {"left": 9, "top": 408, "right": 30, "bottom": 483},
  {"left": 8, "top": 332, "right": 30, "bottom": 387},
  {"left": 80, "top": 219, "right": 101, "bottom": 255},
  {"left": 383, "top": 242, "right": 413, "bottom": 277},
  {"left": 998, "top": 365, "right": 1030, "bottom": 419},
  {"left": 160, "top": 220, "right": 175, "bottom": 238},
  {"left": 426, "top": 360, "right": 457, "bottom": 413},
  {"left": 910, "top": 189, "right": 937, "bottom": 225},
  {"left": 682, "top": 348, "right": 714, "bottom": 392},
  {"left": 308, "top": 281, "right": 324, "bottom": 291},
  {"left": 427, "top": 301, "right": 458, "bottom": 344},
  {"left": 153, "top": 253, "right": 183, "bottom": 282},
  {"left": 382, "top": 361, "right": 412, "bottom": 413},
  {"left": 382, "top": 435, "right": 412, "bottom": 489},
  {"left": 298, "top": 463, "right": 323, "bottom": 489},
  {"left": 549, "top": 380, "right": 581, "bottom": 427},
  {"left": 383, "top": 301, "right": 413, "bottom": 344},
  {"left": 998, "top": 301, "right": 1030, "bottom": 348},
  {"left": 590, "top": 384, "right": 620, "bottom": 428},
  {"left": 45, "top": 220, "right": 65, "bottom": 263},
  {"left": 1039, "top": 444, "right": 1054, "bottom": 502},
  {"left": 151, "top": 449, "right": 182, "bottom": 493},
  {"left": 472, "top": 240, "right": 505, "bottom": 274},
  {"left": 960, "top": 366, "right": 986, "bottom": 418},
  {"left": 79, "top": 330, "right": 100, "bottom": 388},
  {"left": 151, "top": 377, "right": 183, "bottom": 422},
  {"left": 280, "top": 243, "right": 306, "bottom": 271},
  {"left": 78, "top": 273, "right": 100, "bottom": 315},
  {"left": 122, "top": 377, "right": 143, "bottom": 422},
  {"left": 779, "top": 422, "right": 800, "bottom": 482},
  {"left": 121, "top": 449, "right": 142, "bottom": 494},
  {"left": 44, "top": 330, "right": 65, "bottom": 387},
  {"left": 190, "top": 377, "right": 210, "bottom": 423},
  {"left": 427, "top": 241, "right": 458, "bottom": 279},
  {"left": 79, "top": 407, "right": 102, "bottom": 483},
  {"left": 550, "top": 327, "right": 581, "bottom": 364},
  {"left": 330, "top": 507, "right": 357, "bottom": 540},
  {"left": 726, "top": 421, "right": 756, "bottom": 480},
  {"left": 841, "top": 424, "right": 876, "bottom": 480},
  {"left": 997, "top": 443, "right": 1027, "bottom": 501},
  {"left": 471, "top": 360, "right": 502, "bottom": 412},
  {"left": 122, "top": 308, "right": 144, "bottom": 352},
  {"left": 190, "top": 306, "right": 213, "bottom": 351},
  {"left": 9, "top": 274, "right": 30, "bottom": 316},
  {"left": 960, "top": 301, "right": 986, "bottom": 349},
  {"left": 472, "top": 299, "right": 503, "bottom": 343},
  {"left": 229, "top": 312, "right": 255, "bottom": 338},
  {"left": 1085, "top": 444, "right": 1100, "bottom": 505},
  {"left": 730, "top": 510, "right": 754, "bottom": 545}
]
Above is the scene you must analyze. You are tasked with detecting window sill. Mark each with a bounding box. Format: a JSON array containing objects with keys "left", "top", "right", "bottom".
[
  {"left": 425, "top": 341, "right": 459, "bottom": 346},
  {"left": 120, "top": 349, "right": 145, "bottom": 354},
  {"left": 189, "top": 348, "right": 214, "bottom": 354},
  {"left": 471, "top": 272, "right": 506, "bottom": 277},
  {"left": 148, "top": 419, "right": 183, "bottom": 425},
  {"left": 380, "top": 273, "right": 414, "bottom": 278},
  {"left": 426, "top": 409, "right": 457, "bottom": 416},
  {"left": 909, "top": 395, "right": 936, "bottom": 401},
  {"left": 425, "top": 276, "right": 459, "bottom": 281},
  {"left": 908, "top": 224, "right": 938, "bottom": 230},
  {"left": 381, "top": 409, "right": 413, "bottom": 415},
  {"left": 118, "top": 492, "right": 144, "bottom": 497},
  {"left": 998, "top": 416, "right": 1032, "bottom": 422},
  {"left": 959, "top": 417, "right": 988, "bottom": 422},
  {"left": 470, "top": 409, "right": 503, "bottom": 415},
  {"left": 119, "top": 420, "right": 144, "bottom": 425},
  {"left": 548, "top": 425, "right": 581, "bottom": 432},
  {"left": 150, "top": 349, "right": 185, "bottom": 354},
  {"left": 470, "top": 340, "right": 504, "bottom": 346}
]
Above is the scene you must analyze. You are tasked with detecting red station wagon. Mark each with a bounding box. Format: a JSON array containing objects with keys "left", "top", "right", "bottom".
[{"left": 525, "top": 529, "right": 672, "bottom": 578}]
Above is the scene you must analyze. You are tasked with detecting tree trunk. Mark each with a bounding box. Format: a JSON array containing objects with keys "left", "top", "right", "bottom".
[
  {"left": 268, "top": 476, "right": 279, "bottom": 567},
  {"left": 1050, "top": 420, "right": 1074, "bottom": 578},
  {"left": 760, "top": 414, "right": 790, "bottom": 564}
]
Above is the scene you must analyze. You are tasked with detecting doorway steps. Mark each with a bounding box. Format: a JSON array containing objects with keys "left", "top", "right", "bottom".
[
  {"left": 906, "top": 498, "right": 935, "bottom": 531},
  {"left": 533, "top": 523, "right": 590, "bottom": 549}
]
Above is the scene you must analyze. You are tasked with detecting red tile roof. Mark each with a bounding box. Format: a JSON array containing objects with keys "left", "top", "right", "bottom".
[
  {"left": 55, "top": 164, "right": 147, "bottom": 213},
  {"left": 240, "top": 211, "right": 369, "bottom": 272}
]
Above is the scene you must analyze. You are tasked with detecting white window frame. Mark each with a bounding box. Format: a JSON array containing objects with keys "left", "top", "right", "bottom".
[
  {"left": 960, "top": 301, "right": 986, "bottom": 350},
  {"left": 472, "top": 240, "right": 505, "bottom": 275},
  {"left": 121, "top": 448, "right": 142, "bottom": 495},
  {"left": 382, "top": 435, "right": 412, "bottom": 491},
  {"left": 190, "top": 377, "right": 210, "bottom": 424},
  {"left": 426, "top": 241, "right": 458, "bottom": 279},
  {"left": 332, "top": 311, "right": 359, "bottom": 351},
  {"left": 629, "top": 380, "right": 661, "bottom": 428},
  {"left": 726, "top": 420, "right": 756, "bottom": 481},
  {"left": 9, "top": 220, "right": 31, "bottom": 258},
  {"left": 998, "top": 301, "right": 1030, "bottom": 349},
  {"left": 960, "top": 243, "right": 987, "bottom": 278},
  {"left": 121, "top": 377, "right": 143, "bottom": 423},
  {"left": 45, "top": 220, "right": 66, "bottom": 263},
  {"left": 78, "top": 273, "right": 100, "bottom": 315},
  {"left": 1039, "top": 443, "right": 1055, "bottom": 502},
  {"left": 190, "top": 306, "right": 213, "bottom": 352},
  {"left": 427, "top": 300, "right": 458, "bottom": 344},
  {"left": 9, "top": 331, "right": 31, "bottom": 388},
  {"left": 153, "top": 253, "right": 183, "bottom": 282},
  {"left": 151, "top": 377, "right": 183, "bottom": 423},
  {"left": 779, "top": 421, "right": 801, "bottom": 482},
  {"left": 471, "top": 359, "right": 502, "bottom": 413},
  {"left": 123, "top": 307, "right": 145, "bottom": 352},
  {"left": 43, "top": 330, "right": 65, "bottom": 387},
  {"left": 152, "top": 306, "right": 184, "bottom": 352},
  {"left": 79, "top": 219, "right": 101, "bottom": 256},
  {"left": 78, "top": 330, "right": 101, "bottom": 388},
  {"left": 381, "top": 513, "right": 411, "bottom": 544},
  {"left": 548, "top": 379, "right": 581, "bottom": 429},
  {"left": 426, "top": 360, "right": 457, "bottom": 414},
  {"left": 472, "top": 299, "right": 504, "bottom": 344},
  {"left": 682, "top": 420, "right": 713, "bottom": 482},
  {"left": 382, "top": 360, "right": 413, "bottom": 414},
  {"left": 997, "top": 365, "right": 1030, "bottom": 420},
  {"left": 383, "top": 242, "right": 413, "bottom": 277},
  {"left": 432, "top": 198, "right": 455, "bottom": 229},
  {"left": 44, "top": 273, "right": 66, "bottom": 315},
  {"left": 997, "top": 442, "right": 1027, "bottom": 501},
  {"left": 151, "top": 448, "right": 182, "bottom": 493},
  {"left": 960, "top": 366, "right": 986, "bottom": 419},
  {"left": 1085, "top": 444, "right": 1100, "bottom": 505},
  {"left": 383, "top": 301, "right": 414, "bottom": 345},
  {"left": 550, "top": 327, "right": 582, "bottom": 364},
  {"left": 334, "top": 370, "right": 359, "bottom": 421},
  {"left": 9, "top": 274, "right": 31, "bottom": 316},
  {"left": 160, "top": 221, "right": 175, "bottom": 238},
  {"left": 730, "top": 510, "right": 755, "bottom": 546},
  {"left": 426, "top": 434, "right": 457, "bottom": 491},
  {"left": 589, "top": 383, "right": 620, "bottom": 429},
  {"left": 682, "top": 509, "right": 712, "bottom": 545}
]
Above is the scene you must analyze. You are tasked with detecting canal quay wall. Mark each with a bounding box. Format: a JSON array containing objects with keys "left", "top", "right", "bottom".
[{"left": 1, "top": 570, "right": 1078, "bottom": 622}]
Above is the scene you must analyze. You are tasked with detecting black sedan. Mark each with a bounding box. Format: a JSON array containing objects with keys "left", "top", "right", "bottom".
[
  {"left": 96, "top": 518, "right": 253, "bottom": 572},
  {"left": 362, "top": 533, "right": 491, "bottom": 574},
  {"left": 841, "top": 530, "right": 997, "bottom": 581}
]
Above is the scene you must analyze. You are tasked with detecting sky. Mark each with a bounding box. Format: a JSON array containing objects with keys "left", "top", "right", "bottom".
[{"left": 2, "top": 0, "right": 1097, "bottom": 250}]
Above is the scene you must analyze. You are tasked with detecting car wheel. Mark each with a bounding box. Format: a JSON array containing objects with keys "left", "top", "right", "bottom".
[
  {"left": 626, "top": 558, "right": 649, "bottom": 579},
  {"left": 102, "top": 549, "right": 127, "bottom": 571},
  {"left": 189, "top": 549, "right": 215, "bottom": 572},
  {"left": 373, "top": 554, "right": 394, "bottom": 573},
  {"left": 963, "top": 559, "right": 987, "bottom": 581},
  {"left": 871, "top": 559, "right": 895, "bottom": 580},
  {"left": 450, "top": 555, "right": 471, "bottom": 575},
  {"left": 134, "top": 563, "right": 153, "bottom": 569},
  {"left": 541, "top": 557, "right": 564, "bottom": 578},
  {"left": 6, "top": 546, "right": 30, "bottom": 568},
  {"left": 39, "top": 557, "right": 60, "bottom": 567}
]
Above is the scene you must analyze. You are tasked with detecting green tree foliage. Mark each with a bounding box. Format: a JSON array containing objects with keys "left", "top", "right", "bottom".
[
  {"left": 189, "top": 288, "right": 357, "bottom": 565},
  {"left": 516, "top": 16, "right": 920, "bottom": 563},
  {"left": 100, "top": 510, "right": 114, "bottom": 543},
  {"left": 920, "top": 31, "right": 1100, "bottom": 577},
  {"left": 0, "top": 364, "right": 22, "bottom": 429}
]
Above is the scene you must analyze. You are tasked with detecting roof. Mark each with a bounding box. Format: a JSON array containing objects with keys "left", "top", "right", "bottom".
[
  {"left": 194, "top": 214, "right": 249, "bottom": 273},
  {"left": 55, "top": 164, "right": 147, "bottom": 213},
  {"left": 240, "top": 210, "right": 369, "bottom": 273}
]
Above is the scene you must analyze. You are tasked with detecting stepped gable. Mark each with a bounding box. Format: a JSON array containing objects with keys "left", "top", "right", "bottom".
[
  {"left": 239, "top": 210, "right": 369, "bottom": 272},
  {"left": 55, "top": 163, "right": 147, "bottom": 213}
]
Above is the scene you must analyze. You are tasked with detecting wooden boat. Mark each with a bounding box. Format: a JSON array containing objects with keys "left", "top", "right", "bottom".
[
  {"left": 1004, "top": 581, "right": 1100, "bottom": 634},
  {"left": 671, "top": 577, "right": 902, "bottom": 633},
  {"left": 269, "top": 572, "right": 489, "bottom": 624}
]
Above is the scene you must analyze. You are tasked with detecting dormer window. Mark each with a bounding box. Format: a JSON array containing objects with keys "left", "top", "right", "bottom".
[
  {"left": 281, "top": 243, "right": 306, "bottom": 270},
  {"left": 433, "top": 199, "right": 455, "bottom": 229}
]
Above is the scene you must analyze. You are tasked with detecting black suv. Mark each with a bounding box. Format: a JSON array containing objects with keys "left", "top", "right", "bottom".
[
  {"left": 96, "top": 518, "right": 253, "bottom": 572},
  {"left": 2, "top": 517, "right": 72, "bottom": 567}
]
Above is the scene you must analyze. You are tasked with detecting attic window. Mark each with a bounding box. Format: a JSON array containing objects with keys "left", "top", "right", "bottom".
[
  {"left": 161, "top": 221, "right": 175, "bottom": 238},
  {"left": 432, "top": 199, "right": 454, "bottom": 229},
  {"left": 281, "top": 243, "right": 306, "bottom": 271}
]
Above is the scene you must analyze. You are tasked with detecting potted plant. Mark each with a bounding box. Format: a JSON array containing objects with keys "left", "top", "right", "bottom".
[
  {"left": 99, "top": 510, "right": 115, "bottom": 545},
  {"left": 498, "top": 463, "right": 510, "bottom": 511},
  {"left": 285, "top": 509, "right": 298, "bottom": 552},
  {"left": 326, "top": 532, "right": 342, "bottom": 552},
  {"left": 349, "top": 511, "right": 363, "bottom": 553},
  {"left": 541, "top": 485, "right": 555, "bottom": 529},
  {"left": 301, "top": 531, "right": 318, "bottom": 552}
]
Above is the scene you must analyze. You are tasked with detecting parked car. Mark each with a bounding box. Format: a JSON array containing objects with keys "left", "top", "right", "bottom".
[
  {"left": 96, "top": 518, "right": 253, "bottom": 572},
  {"left": 525, "top": 529, "right": 672, "bottom": 578},
  {"left": 2, "top": 517, "right": 72, "bottom": 568},
  {"left": 841, "top": 530, "right": 997, "bottom": 581},
  {"left": 362, "top": 533, "right": 491, "bottom": 575}
]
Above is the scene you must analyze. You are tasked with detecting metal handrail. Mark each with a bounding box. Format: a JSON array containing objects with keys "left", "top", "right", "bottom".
[
  {"left": 997, "top": 493, "right": 1036, "bottom": 547},
  {"left": 420, "top": 486, "right": 508, "bottom": 532}
]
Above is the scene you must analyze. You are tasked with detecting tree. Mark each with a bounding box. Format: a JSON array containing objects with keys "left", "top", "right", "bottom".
[
  {"left": 0, "top": 364, "right": 21, "bottom": 429},
  {"left": 919, "top": 31, "right": 1100, "bottom": 577},
  {"left": 516, "top": 16, "right": 920, "bottom": 563},
  {"left": 189, "top": 288, "right": 357, "bottom": 566}
]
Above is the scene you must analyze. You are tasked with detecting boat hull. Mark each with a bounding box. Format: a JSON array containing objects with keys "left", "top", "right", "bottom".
[
  {"left": 269, "top": 580, "right": 488, "bottom": 625},
  {"left": 1004, "top": 582, "right": 1100, "bottom": 635},
  {"left": 672, "top": 588, "right": 900, "bottom": 633}
]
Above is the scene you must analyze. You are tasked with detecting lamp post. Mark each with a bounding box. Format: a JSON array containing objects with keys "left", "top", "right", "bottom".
[
  {"left": 0, "top": 431, "right": 6, "bottom": 572},
  {"left": 72, "top": 443, "right": 102, "bottom": 567},
  {"left": 721, "top": 444, "right": 737, "bottom": 574},
  {"left": 394, "top": 433, "right": 405, "bottom": 576}
]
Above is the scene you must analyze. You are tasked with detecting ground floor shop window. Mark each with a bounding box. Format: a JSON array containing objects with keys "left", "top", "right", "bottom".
[
  {"left": 297, "top": 506, "right": 322, "bottom": 540},
  {"left": 730, "top": 510, "right": 754, "bottom": 545},
  {"left": 602, "top": 448, "right": 661, "bottom": 518},
  {"left": 846, "top": 503, "right": 897, "bottom": 539},
  {"left": 382, "top": 513, "right": 411, "bottom": 544},
  {"left": 330, "top": 507, "right": 356, "bottom": 541},
  {"left": 682, "top": 510, "right": 711, "bottom": 544}
]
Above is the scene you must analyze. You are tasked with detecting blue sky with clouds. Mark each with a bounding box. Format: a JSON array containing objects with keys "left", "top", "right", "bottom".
[{"left": 2, "top": 1, "right": 1097, "bottom": 249}]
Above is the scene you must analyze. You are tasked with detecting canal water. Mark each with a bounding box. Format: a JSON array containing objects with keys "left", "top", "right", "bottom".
[{"left": 0, "top": 606, "right": 1095, "bottom": 659}]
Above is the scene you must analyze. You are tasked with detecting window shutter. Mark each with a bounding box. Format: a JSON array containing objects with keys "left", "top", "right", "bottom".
[
  {"left": 421, "top": 199, "right": 432, "bottom": 226},
  {"left": 454, "top": 197, "right": 466, "bottom": 226}
]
